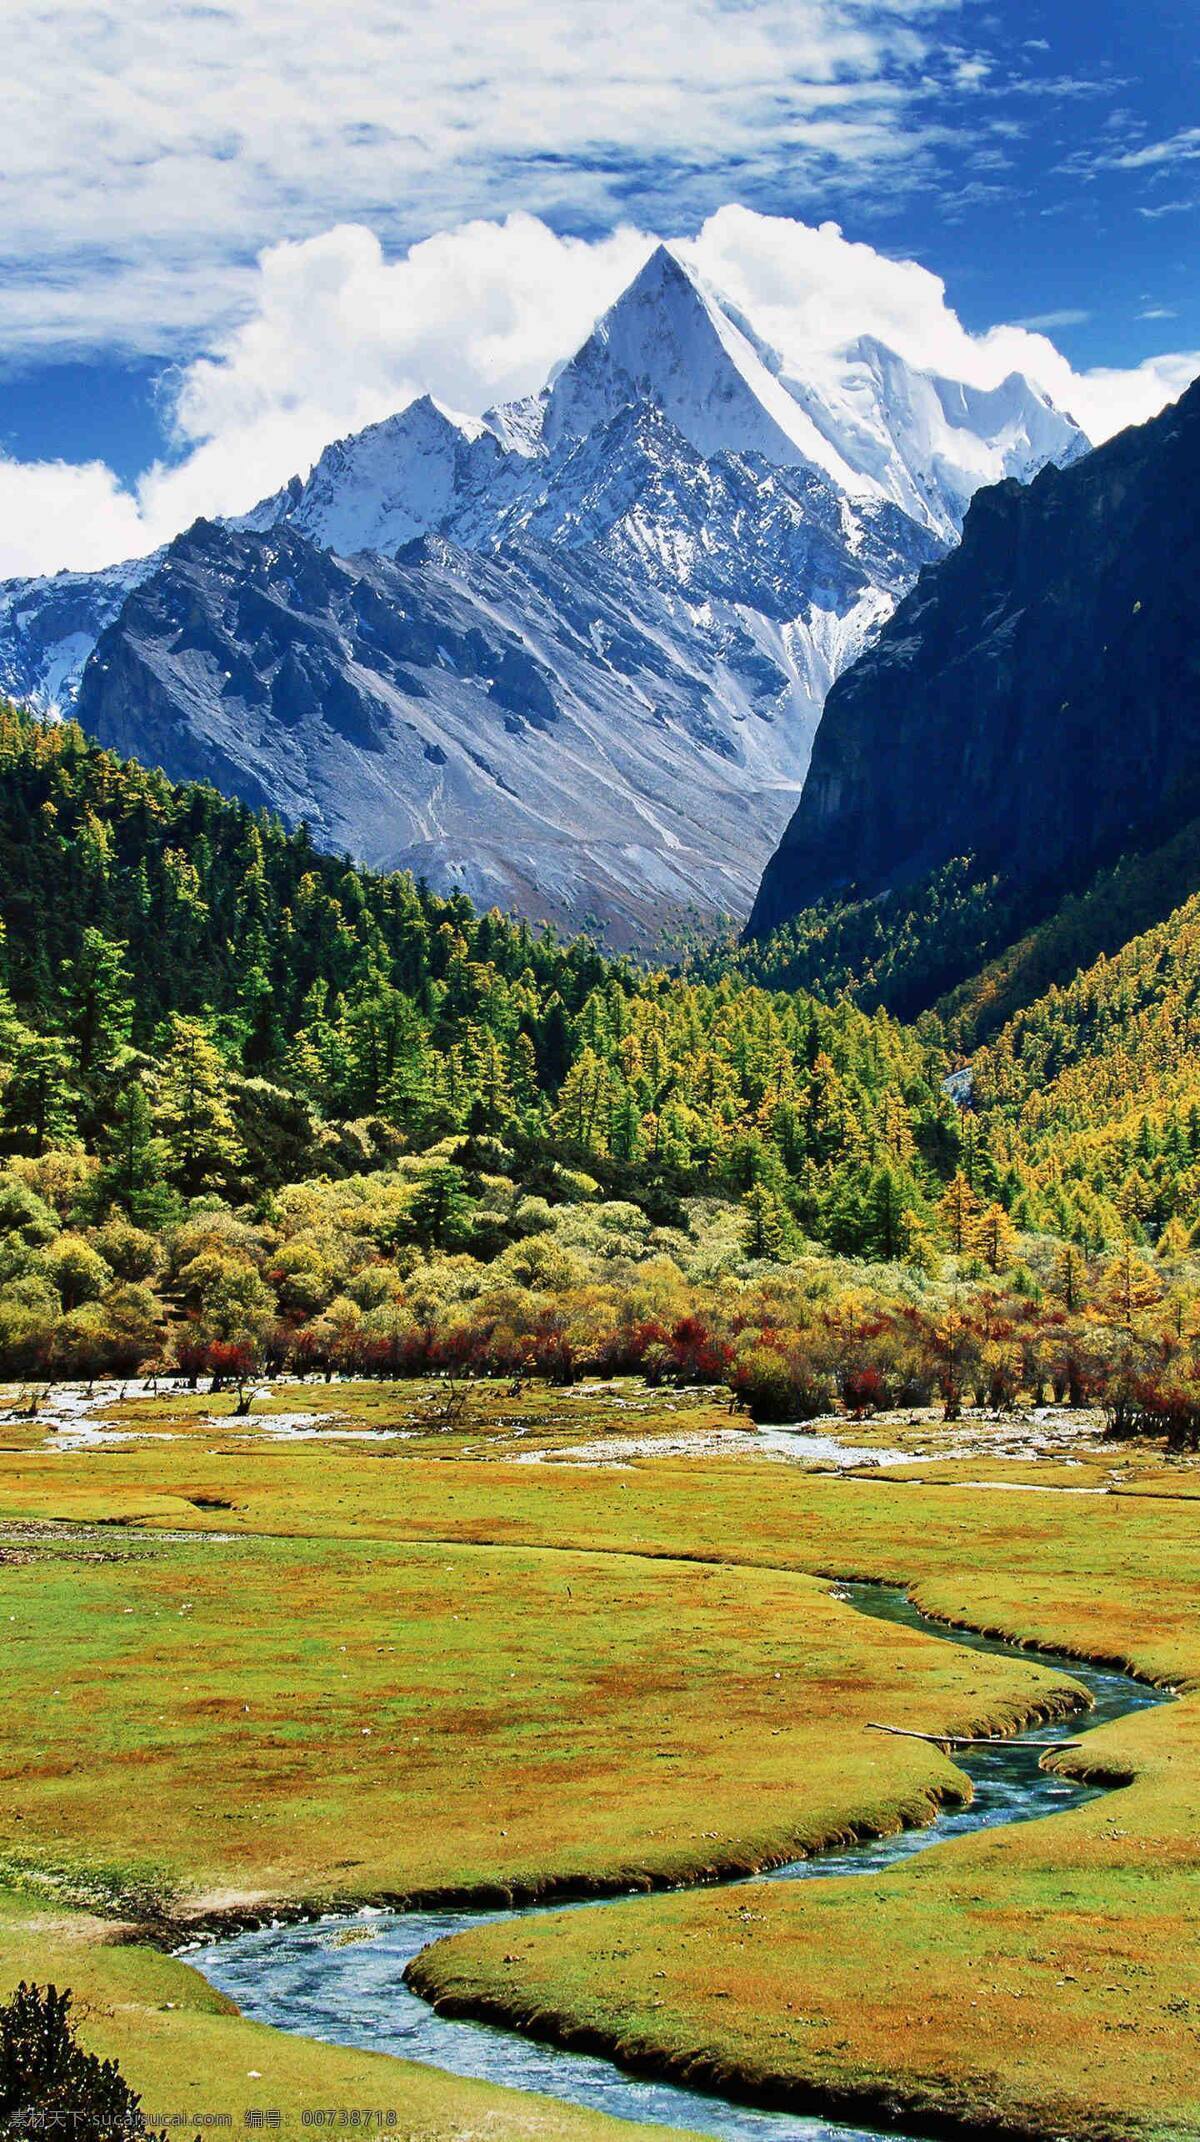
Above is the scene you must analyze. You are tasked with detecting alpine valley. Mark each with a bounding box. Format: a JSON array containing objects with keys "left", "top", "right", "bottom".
[{"left": 0, "top": 245, "right": 1085, "bottom": 949}]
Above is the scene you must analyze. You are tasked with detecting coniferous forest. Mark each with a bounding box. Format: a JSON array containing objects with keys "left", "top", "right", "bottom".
[{"left": 0, "top": 699, "right": 1197, "bottom": 1442}]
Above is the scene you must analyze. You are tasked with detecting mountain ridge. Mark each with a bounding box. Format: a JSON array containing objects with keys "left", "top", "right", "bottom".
[{"left": 1, "top": 246, "right": 1087, "bottom": 946}]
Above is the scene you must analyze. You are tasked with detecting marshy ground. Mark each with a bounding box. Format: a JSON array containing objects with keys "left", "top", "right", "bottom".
[{"left": 0, "top": 1376, "right": 1197, "bottom": 2140}]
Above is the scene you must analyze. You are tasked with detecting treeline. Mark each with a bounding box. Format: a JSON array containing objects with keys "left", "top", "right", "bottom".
[
  {"left": 704, "top": 857, "right": 1018, "bottom": 1020},
  {"left": 721, "top": 814, "right": 1200, "bottom": 1045},
  {"left": 3, "top": 1154, "right": 1197, "bottom": 1446}
]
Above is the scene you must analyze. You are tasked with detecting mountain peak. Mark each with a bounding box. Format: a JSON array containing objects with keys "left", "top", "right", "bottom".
[
  {"left": 774, "top": 331, "right": 1089, "bottom": 539},
  {"left": 622, "top": 241, "right": 701, "bottom": 302},
  {"left": 539, "top": 243, "right": 870, "bottom": 490},
  {"left": 266, "top": 392, "right": 503, "bottom": 557}
]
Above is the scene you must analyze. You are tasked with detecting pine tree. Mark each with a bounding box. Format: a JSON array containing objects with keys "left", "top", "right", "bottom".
[
  {"left": 511, "top": 1032, "right": 539, "bottom": 1110},
  {"left": 1053, "top": 1241, "right": 1085, "bottom": 1313},
  {"left": 154, "top": 1016, "right": 243, "bottom": 1197},
  {"left": 406, "top": 1163, "right": 473, "bottom": 1251},
  {"left": 535, "top": 997, "right": 571, "bottom": 1090},
  {"left": 862, "top": 1163, "right": 914, "bottom": 1263},
  {"left": 60, "top": 928, "right": 134, "bottom": 1079},
  {"left": 0, "top": 1034, "right": 77, "bottom": 1154},
  {"left": 939, "top": 1171, "right": 980, "bottom": 1255},
  {"left": 1102, "top": 1242, "right": 1162, "bottom": 1331},
  {"left": 741, "top": 1180, "right": 788, "bottom": 1261},
  {"left": 902, "top": 1210, "right": 941, "bottom": 1276},
  {"left": 1157, "top": 1215, "right": 1190, "bottom": 1261},
  {"left": 0, "top": 924, "right": 29, "bottom": 1062},
  {"left": 551, "top": 1048, "right": 611, "bottom": 1152},
  {"left": 95, "top": 1080, "right": 176, "bottom": 1226},
  {"left": 975, "top": 1201, "right": 1017, "bottom": 1275}
]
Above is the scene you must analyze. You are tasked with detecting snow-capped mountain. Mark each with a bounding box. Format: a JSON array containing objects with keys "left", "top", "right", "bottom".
[
  {"left": 496, "top": 246, "right": 1087, "bottom": 543},
  {"left": 244, "top": 395, "right": 511, "bottom": 555},
  {"left": 257, "top": 245, "right": 1086, "bottom": 559},
  {"left": 78, "top": 404, "right": 925, "bottom": 945},
  {"left": 777, "top": 332, "right": 1091, "bottom": 539},
  {"left": 534, "top": 247, "right": 874, "bottom": 491},
  {"left": 0, "top": 243, "right": 1089, "bottom": 947}
]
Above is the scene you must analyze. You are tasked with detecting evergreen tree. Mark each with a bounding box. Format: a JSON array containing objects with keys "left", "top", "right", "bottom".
[
  {"left": 862, "top": 1164, "right": 914, "bottom": 1263},
  {"left": 95, "top": 1080, "right": 176, "bottom": 1226},
  {"left": 741, "top": 1180, "right": 788, "bottom": 1261},
  {"left": 154, "top": 1016, "right": 243, "bottom": 1197},
  {"left": 60, "top": 929, "right": 134, "bottom": 1079},
  {"left": 551, "top": 1048, "right": 612, "bottom": 1152},
  {"left": 406, "top": 1163, "right": 473, "bottom": 1251},
  {"left": 1053, "top": 1241, "right": 1085, "bottom": 1313},
  {"left": 0, "top": 1034, "right": 76, "bottom": 1154}
]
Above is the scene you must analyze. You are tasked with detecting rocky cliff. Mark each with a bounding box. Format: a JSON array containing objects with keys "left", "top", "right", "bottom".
[{"left": 748, "top": 374, "right": 1200, "bottom": 940}]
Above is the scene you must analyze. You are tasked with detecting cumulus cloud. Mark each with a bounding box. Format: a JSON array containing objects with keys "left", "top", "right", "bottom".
[
  {"left": 0, "top": 457, "right": 148, "bottom": 580},
  {"left": 4, "top": 208, "right": 1197, "bottom": 578},
  {"left": 683, "top": 206, "right": 1198, "bottom": 440},
  {"left": 152, "top": 218, "right": 653, "bottom": 527}
]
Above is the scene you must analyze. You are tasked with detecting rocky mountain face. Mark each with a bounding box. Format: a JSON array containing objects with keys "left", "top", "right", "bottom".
[
  {"left": 2, "top": 244, "right": 1087, "bottom": 948},
  {"left": 77, "top": 481, "right": 903, "bottom": 944},
  {"left": 0, "top": 553, "right": 159, "bottom": 717},
  {"left": 748, "top": 374, "right": 1200, "bottom": 942}
]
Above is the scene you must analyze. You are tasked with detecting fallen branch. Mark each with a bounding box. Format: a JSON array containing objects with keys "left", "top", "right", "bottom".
[{"left": 867, "top": 1721, "right": 1081, "bottom": 1750}]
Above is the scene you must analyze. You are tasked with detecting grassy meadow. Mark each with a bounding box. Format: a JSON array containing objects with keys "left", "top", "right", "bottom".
[{"left": 0, "top": 1377, "right": 1198, "bottom": 2138}]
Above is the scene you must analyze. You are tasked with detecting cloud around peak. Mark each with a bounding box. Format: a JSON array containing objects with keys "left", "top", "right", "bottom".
[{"left": 1, "top": 207, "right": 1197, "bottom": 579}]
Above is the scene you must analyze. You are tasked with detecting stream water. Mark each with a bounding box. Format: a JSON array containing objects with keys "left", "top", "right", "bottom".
[{"left": 191, "top": 1583, "right": 1166, "bottom": 2140}]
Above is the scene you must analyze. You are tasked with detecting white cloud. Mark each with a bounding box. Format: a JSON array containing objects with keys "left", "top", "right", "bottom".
[
  {"left": 1045, "top": 349, "right": 1200, "bottom": 442},
  {"left": 3, "top": 207, "right": 1197, "bottom": 577},
  {"left": 950, "top": 56, "right": 991, "bottom": 90},
  {"left": 160, "top": 217, "right": 652, "bottom": 510},
  {"left": 0, "top": 457, "right": 148, "bottom": 580},
  {"left": 1, "top": 0, "right": 961, "bottom": 361},
  {"left": 1112, "top": 126, "right": 1200, "bottom": 172},
  {"left": 684, "top": 206, "right": 1199, "bottom": 441},
  {"left": 1012, "top": 308, "right": 1092, "bottom": 331}
]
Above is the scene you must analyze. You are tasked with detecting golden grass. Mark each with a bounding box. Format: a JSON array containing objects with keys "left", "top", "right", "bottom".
[
  {"left": 1, "top": 1381, "right": 1199, "bottom": 2136},
  {"left": 0, "top": 1523, "right": 1077, "bottom": 1918},
  {"left": 414, "top": 1690, "right": 1200, "bottom": 2142}
]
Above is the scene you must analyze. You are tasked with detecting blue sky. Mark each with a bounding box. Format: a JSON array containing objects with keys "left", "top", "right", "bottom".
[{"left": 4, "top": 0, "right": 1199, "bottom": 573}]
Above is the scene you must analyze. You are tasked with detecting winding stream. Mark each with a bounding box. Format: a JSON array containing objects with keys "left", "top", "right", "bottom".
[{"left": 191, "top": 1584, "right": 1166, "bottom": 2140}]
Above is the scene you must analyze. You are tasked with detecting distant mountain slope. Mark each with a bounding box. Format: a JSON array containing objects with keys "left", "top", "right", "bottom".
[
  {"left": 749, "top": 375, "right": 1200, "bottom": 944},
  {"left": 79, "top": 509, "right": 884, "bottom": 944},
  {"left": 2, "top": 245, "right": 1085, "bottom": 947}
]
